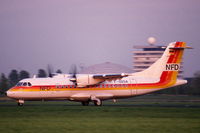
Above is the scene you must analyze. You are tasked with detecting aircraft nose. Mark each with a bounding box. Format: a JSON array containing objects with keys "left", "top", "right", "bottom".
[{"left": 6, "top": 90, "right": 13, "bottom": 98}]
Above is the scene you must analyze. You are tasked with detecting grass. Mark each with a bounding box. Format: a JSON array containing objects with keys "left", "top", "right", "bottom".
[{"left": 0, "top": 95, "right": 200, "bottom": 133}]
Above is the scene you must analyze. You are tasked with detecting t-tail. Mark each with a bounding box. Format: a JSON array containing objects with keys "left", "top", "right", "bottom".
[{"left": 132, "top": 42, "right": 191, "bottom": 90}]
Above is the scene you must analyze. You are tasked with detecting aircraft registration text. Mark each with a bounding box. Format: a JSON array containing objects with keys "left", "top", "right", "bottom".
[{"left": 165, "top": 63, "right": 180, "bottom": 71}]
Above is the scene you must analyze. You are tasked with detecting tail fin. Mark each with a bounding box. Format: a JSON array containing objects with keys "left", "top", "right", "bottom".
[{"left": 133, "top": 42, "right": 190, "bottom": 82}]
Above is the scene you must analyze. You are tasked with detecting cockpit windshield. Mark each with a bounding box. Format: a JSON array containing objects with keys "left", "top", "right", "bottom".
[
  {"left": 16, "top": 82, "right": 32, "bottom": 87},
  {"left": 16, "top": 82, "right": 23, "bottom": 86}
]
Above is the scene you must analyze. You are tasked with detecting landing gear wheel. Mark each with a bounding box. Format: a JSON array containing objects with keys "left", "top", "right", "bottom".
[
  {"left": 90, "top": 96, "right": 102, "bottom": 106},
  {"left": 17, "top": 99, "right": 24, "bottom": 106},
  {"left": 18, "top": 102, "right": 23, "bottom": 106},
  {"left": 94, "top": 100, "right": 102, "bottom": 106},
  {"left": 81, "top": 101, "right": 89, "bottom": 106}
]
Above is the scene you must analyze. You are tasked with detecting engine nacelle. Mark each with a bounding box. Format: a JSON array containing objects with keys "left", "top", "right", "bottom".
[{"left": 76, "top": 74, "right": 104, "bottom": 87}]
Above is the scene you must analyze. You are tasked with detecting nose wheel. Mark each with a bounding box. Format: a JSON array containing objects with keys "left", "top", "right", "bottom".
[
  {"left": 17, "top": 99, "right": 24, "bottom": 106},
  {"left": 18, "top": 102, "right": 24, "bottom": 106}
]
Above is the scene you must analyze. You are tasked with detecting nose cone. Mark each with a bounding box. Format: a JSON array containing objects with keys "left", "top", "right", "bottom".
[
  {"left": 6, "top": 90, "right": 10, "bottom": 97},
  {"left": 6, "top": 90, "right": 14, "bottom": 98}
]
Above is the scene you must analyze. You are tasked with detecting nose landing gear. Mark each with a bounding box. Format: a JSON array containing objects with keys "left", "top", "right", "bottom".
[{"left": 17, "top": 99, "right": 24, "bottom": 106}]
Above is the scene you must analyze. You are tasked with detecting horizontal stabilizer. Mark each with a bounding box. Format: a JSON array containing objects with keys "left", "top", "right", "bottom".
[{"left": 169, "top": 46, "right": 192, "bottom": 49}]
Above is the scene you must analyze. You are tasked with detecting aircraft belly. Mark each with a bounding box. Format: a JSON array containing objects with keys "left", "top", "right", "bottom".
[
  {"left": 109, "top": 89, "right": 132, "bottom": 97},
  {"left": 10, "top": 91, "right": 71, "bottom": 100},
  {"left": 136, "top": 88, "right": 164, "bottom": 95},
  {"left": 69, "top": 89, "right": 132, "bottom": 101},
  {"left": 40, "top": 91, "right": 71, "bottom": 98},
  {"left": 8, "top": 91, "right": 41, "bottom": 99}
]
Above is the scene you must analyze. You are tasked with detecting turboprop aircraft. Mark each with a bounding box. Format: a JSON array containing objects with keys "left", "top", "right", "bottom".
[{"left": 6, "top": 42, "right": 191, "bottom": 106}]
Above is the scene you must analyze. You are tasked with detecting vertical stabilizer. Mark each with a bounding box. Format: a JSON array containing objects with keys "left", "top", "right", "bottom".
[{"left": 133, "top": 42, "right": 188, "bottom": 82}]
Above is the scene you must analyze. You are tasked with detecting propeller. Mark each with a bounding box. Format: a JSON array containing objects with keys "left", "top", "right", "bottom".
[
  {"left": 69, "top": 64, "right": 78, "bottom": 86},
  {"left": 47, "top": 64, "right": 54, "bottom": 78}
]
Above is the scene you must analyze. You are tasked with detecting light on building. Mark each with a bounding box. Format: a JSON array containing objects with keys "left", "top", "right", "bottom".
[{"left": 147, "top": 37, "right": 156, "bottom": 45}]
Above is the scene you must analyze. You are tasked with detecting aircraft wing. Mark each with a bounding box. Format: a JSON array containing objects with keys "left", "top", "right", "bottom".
[
  {"left": 93, "top": 73, "right": 129, "bottom": 79},
  {"left": 75, "top": 73, "right": 129, "bottom": 87}
]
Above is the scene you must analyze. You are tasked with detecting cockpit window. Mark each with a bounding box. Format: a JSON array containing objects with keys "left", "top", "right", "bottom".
[
  {"left": 28, "top": 82, "right": 32, "bottom": 86},
  {"left": 16, "top": 82, "right": 32, "bottom": 87},
  {"left": 23, "top": 82, "right": 27, "bottom": 86},
  {"left": 16, "top": 82, "right": 23, "bottom": 86}
]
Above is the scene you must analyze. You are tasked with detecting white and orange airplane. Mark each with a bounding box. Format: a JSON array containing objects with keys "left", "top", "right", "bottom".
[{"left": 6, "top": 42, "right": 191, "bottom": 106}]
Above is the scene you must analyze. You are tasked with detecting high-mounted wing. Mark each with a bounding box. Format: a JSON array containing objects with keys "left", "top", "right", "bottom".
[{"left": 75, "top": 73, "right": 129, "bottom": 87}]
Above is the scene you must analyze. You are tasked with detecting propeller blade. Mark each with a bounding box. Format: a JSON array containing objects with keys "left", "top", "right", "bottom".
[
  {"left": 69, "top": 64, "right": 78, "bottom": 86},
  {"left": 69, "top": 64, "right": 77, "bottom": 77},
  {"left": 47, "top": 64, "right": 54, "bottom": 78}
]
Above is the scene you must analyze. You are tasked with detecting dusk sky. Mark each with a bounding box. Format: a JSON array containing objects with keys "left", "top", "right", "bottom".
[{"left": 0, "top": 0, "right": 199, "bottom": 77}]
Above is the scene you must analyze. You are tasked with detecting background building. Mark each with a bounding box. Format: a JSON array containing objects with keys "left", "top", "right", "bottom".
[{"left": 133, "top": 37, "right": 184, "bottom": 78}]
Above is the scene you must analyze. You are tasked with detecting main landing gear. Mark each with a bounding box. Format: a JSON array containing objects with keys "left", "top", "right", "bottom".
[
  {"left": 81, "top": 96, "right": 102, "bottom": 106},
  {"left": 81, "top": 100, "right": 102, "bottom": 106},
  {"left": 91, "top": 95, "right": 102, "bottom": 106},
  {"left": 81, "top": 101, "right": 89, "bottom": 106},
  {"left": 93, "top": 100, "right": 102, "bottom": 106}
]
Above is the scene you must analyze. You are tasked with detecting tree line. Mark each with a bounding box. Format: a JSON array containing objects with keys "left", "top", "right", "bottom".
[
  {"left": 0, "top": 69, "right": 62, "bottom": 94},
  {"left": 0, "top": 69, "right": 200, "bottom": 95}
]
